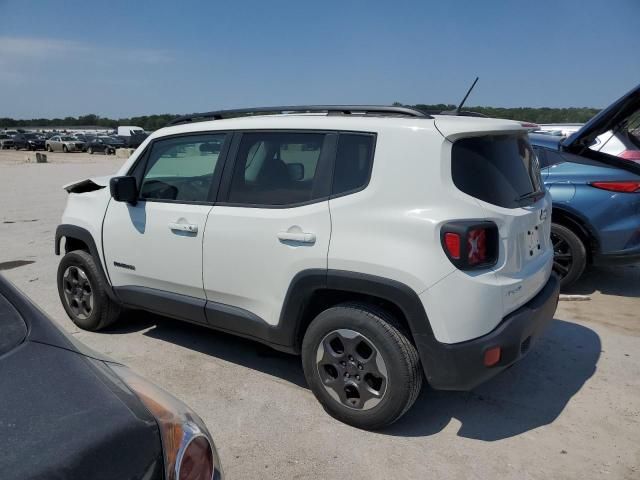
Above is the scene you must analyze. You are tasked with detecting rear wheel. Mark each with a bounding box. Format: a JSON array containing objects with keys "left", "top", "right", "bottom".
[
  {"left": 88, "top": 147, "right": 93, "bottom": 154},
  {"left": 62, "top": 144, "right": 68, "bottom": 153},
  {"left": 551, "top": 222, "right": 587, "bottom": 290},
  {"left": 57, "top": 250, "right": 123, "bottom": 331},
  {"left": 47, "top": 144, "right": 52, "bottom": 152},
  {"left": 302, "top": 303, "right": 422, "bottom": 430}
]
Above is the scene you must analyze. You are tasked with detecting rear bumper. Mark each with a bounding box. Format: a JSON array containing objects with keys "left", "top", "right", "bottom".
[{"left": 419, "top": 273, "right": 560, "bottom": 391}]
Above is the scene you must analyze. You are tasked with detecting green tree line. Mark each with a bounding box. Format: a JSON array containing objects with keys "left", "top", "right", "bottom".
[
  {"left": 401, "top": 103, "right": 600, "bottom": 124},
  {"left": 0, "top": 114, "right": 180, "bottom": 131},
  {"left": 0, "top": 106, "right": 601, "bottom": 131}
]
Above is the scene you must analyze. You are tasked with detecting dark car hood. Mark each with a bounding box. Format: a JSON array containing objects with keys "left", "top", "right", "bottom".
[
  {"left": 0, "top": 275, "right": 114, "bottom": 363},
  {"left": 562, "top": 83, "right": 640, "bottom": 153},
  {"left": 0, "top": 275, "right": 164, "bottom": 480}
]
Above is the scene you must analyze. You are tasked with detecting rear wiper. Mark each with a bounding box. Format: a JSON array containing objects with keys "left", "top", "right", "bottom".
[{"left": 516, "top": 191, "right": 544, "bottom": 203}]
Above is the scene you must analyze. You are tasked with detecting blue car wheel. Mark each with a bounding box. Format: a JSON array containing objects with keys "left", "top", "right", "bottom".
[{"left": 551, "top": 223, "right": 587, "bottom": 290}]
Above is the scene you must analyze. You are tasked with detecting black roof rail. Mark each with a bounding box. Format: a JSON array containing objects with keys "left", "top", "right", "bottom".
[{"left": 167, "top": 105, "right": 430, "bottom": 126}]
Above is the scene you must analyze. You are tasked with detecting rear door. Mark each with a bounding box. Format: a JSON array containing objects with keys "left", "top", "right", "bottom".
[
  {"left": 202, "top": 131, "right": 334, "bottom": 327},
  {"left": 102, "top": 133, "right": 229, "bottom": 310}
]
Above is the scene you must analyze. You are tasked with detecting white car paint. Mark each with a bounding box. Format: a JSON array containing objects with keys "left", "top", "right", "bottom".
[{"left": 62, "top": 112, "right": 553, "bottom": 346}]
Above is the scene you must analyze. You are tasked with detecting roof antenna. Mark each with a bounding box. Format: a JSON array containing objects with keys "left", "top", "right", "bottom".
[{"left": 455, "top": 76, "right": 479, "bottom": 115}]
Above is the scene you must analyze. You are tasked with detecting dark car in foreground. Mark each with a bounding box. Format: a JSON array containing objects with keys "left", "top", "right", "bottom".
[
  {"left": 13, "top": 133, "right": 46, "bottom": 151},
  {"left": 529, "top": 83, "right": 640, "bottom": 289},
  {"left": 0, "top": 275, "right": 222, "bottom": 480}
]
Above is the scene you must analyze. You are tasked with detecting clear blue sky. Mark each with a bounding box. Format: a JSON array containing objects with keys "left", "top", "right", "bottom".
[{"left": 0, "top": 0, "right": 638, "bottom": 118}]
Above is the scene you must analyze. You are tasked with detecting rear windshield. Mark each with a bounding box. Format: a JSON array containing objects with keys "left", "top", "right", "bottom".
[
  {"left": 0, "top": 294, "right": 27, "bottom": 356},
  {"left": 451, "top": 134, "right": 542, "bottom": 208}
]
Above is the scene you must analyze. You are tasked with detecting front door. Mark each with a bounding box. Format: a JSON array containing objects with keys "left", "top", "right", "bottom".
[{"left": 103, "top": 133, "right": 229, "bottom": 307}]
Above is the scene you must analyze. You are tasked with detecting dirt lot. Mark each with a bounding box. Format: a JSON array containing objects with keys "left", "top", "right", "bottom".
[{"left": 1, "top": 149, "right": 639, "bottom": 479}]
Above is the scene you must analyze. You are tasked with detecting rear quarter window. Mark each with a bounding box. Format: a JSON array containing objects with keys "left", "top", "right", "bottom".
[{"left": 451, "top": 134, "right": 542, "bottom": 208}]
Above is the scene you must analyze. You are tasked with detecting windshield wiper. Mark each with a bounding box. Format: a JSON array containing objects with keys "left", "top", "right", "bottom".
[{"left": 515, "top": 191, "right": 544, "bottom": 203}]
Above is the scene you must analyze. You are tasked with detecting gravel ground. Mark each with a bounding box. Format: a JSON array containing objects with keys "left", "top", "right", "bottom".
[{"left": 1, "top": 149, "right": 639, "bottom": 479}]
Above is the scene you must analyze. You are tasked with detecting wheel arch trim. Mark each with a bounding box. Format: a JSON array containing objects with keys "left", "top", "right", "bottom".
[
  {"left": 55, "top": 224, "right": 119, "bottom": 302},
  {"left": 551, "top": 205, "right": 600, "bottom": 256}
]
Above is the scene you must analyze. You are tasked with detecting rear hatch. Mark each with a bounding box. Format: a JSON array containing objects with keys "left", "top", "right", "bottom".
[
  {"left": 563, "top": 83, "right": 640, "bottom": 173},
  {"left": 435, "top": 116, "right": 553, "bottom": 312}
]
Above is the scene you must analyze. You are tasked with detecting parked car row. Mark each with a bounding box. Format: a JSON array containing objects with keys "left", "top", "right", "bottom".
[{"left": 0, "top": 128, "right": 148, "bottom": 153}]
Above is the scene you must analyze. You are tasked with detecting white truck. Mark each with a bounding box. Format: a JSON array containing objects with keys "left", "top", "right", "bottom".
[{"left": 117, "top": 126, "right": 145, "bottom": 137}]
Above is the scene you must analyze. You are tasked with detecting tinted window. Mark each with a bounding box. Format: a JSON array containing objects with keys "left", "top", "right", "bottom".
[
  {"left": 140, "top": 133, "right": 227, "bottom": 202},
  {"left": 535, "top": 147, "right": 565, "bottom": 168},
  {"left": 332, "top": 134, "right": 375, "bottom": 195},
  {"left": 228, "top": 132, "right": 327, "bottom": 206},
  {"left": 452, "top": 134, "right": 542, "bottom": 208}
]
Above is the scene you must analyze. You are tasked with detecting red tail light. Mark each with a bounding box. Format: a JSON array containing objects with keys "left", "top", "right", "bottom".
[
  {"left": 444, "top": 233, "right": 461, "bottom": 259},
  {"left": 590, "top": 181, "right": 640, "bottom": 193},
  {"left": 467, "top": 228, "right": 487, "bottom": 265},
  {"left": 441, "top": 221, "right": 498, "bottom": 270},
  {"left": 619, "top": 150, "right": 640, "bottom": 162}
]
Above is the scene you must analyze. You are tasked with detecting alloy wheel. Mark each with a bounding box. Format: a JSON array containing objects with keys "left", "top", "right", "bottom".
[
  {"left": 551, "top": 231, "right": 573, "bottom": 279},
  {"left": 316, "top": 329, "right": 388, "bottom": 410},
  {"left": 62, "top": 266, "right": 94, "bottom": 320}
]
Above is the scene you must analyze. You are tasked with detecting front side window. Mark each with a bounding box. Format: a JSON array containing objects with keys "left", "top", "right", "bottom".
[
  {"left": 228, "top": 132, "right": 327, "bottom": 206},
  {"left": 140, "top": 133, "right": 227, "bottom": 202}
]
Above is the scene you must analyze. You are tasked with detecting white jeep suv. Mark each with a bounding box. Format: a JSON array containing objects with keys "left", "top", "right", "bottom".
[{"left": 55, "top": 105, "right": 559, "bottom": 429}]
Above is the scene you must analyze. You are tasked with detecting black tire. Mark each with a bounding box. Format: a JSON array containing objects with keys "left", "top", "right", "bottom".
[
  {"left": 57, "top": 250, "right": 123, "bottom": 331},
  {"left": 47, "top": 144, "right": 52, "bottom": 152},
  {"left": 302, "top": 303, "right": 422, "bottom": 430},
  {"left": 551, "top": 222, "right": 587, "bottom": 290},
  {"left": 62, "top": 144, "right": 68, "bottom": 153},
  {"left": 88, "top": 147, "right": 93, "bottom": 155}
]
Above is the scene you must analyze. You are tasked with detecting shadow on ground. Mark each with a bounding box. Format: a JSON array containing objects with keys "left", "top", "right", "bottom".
[
  {"left": 108, "top": 315, "right": 600, "bottom": 440},
  {"left": 386, "top": 319, "right": 600, "bottom": 440},
  {"left": 565, "top": 264, "right": 640, "bottom": 297},
  {"left": 107, "top": 311, "right": 308, "bottom": 388}
]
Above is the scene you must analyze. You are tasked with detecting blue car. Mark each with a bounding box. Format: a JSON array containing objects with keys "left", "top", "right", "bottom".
[{"left": 528, "top": 84, "right": 640, "bottom": 289}]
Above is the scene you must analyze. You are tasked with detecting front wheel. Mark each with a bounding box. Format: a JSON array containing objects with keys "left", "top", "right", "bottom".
[
  {"left": 551, "top": 223, "right": 587, "bottom": 290},
  {"left": 88, "top": 147, "right": 93, "bottom": 154},
  {"left": 302, "top": 303, "right": 422, "bottom": 430},
  {"left": 57, "top": 250, "right": 123, "bottom": 331},
  {"left": 62, "top": 145, "right": 68, "bottom": 153}
]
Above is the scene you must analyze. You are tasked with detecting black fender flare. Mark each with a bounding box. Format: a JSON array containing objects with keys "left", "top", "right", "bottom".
[
  {"left": 55, "top": 225, "right": 119, "bottom": 302},
  {"left": 278, "top": 269, "right": 439, "bottom": 377}
]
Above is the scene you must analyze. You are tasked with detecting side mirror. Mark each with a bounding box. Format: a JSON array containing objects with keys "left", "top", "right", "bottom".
[
  {"left": 286, "top": 163, "right": 304, "bottom": 181},
  {"left": 110, "top": 176, "right": 138, "bottom": 204}
]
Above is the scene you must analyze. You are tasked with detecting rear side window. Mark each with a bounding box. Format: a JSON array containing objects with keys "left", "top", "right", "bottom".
[
  {"left": 332, "top": 133, "right": 375, "bottom": 196},
  {"left": 452, "top": 134, "right": 542, "bottom": 208},
  {"left": 228, "top": 132, "right": 328, "bottom": 206}
]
